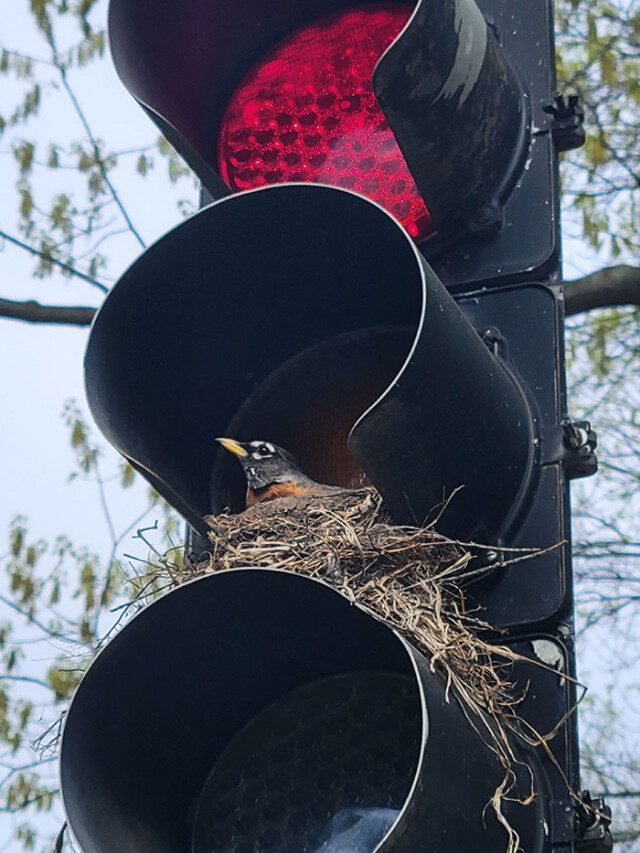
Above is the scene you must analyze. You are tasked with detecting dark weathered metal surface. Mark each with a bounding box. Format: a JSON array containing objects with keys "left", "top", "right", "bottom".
[
  {"left": 107, "top": 0, "right": 560, "bottom": 288},
  {"left": 373, "top": 0, "right": 528, "bottom": 229},
  {"left": 348, "top": 263, "right": 535, "bottom": 543},
  {"left": 60, "top": 570, "right": 549, "bottom": 852},
  {"left": 84, "top": 184, "right": 534, "bottom": 548},
  {"left": 84, "top": 185, "right": 422, "bottom": 534}
]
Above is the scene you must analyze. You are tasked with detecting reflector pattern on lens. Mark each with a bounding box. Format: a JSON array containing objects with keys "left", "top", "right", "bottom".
[
  {"left": 192, "top": 672, "right": 421, "bottom": 852},
  {"left": 217, "top": 6, "right": 435, "bottom": 242}
]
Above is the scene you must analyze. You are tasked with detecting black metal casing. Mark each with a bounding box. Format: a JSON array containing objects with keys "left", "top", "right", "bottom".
[
  {"left": 60, "top": 0, "right": 593, "bottom": 847},
  {"left": 61, "top": 570, "right": 553, "bottom": 852},
  {"left": 78, "top": 184, "right": 580, "bottom": 850},
  {"left": 83, "top": 184, "right": 568, "bottom": 632},
  {"left": 108, "top": 0, "right": 560, "bottom": 289}
]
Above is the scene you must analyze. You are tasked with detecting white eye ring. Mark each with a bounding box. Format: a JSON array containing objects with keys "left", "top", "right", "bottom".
[{"left": 251, "top": 442, "right": 274, "bottom": 459}]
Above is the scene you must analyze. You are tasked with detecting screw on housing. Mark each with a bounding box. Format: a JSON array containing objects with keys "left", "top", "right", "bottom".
[
  {"left": 481, "top": 326, "right": 505, "bottom": 356},
  {"left": 469, "top": 201, "right": 504, "bottom": 235}
]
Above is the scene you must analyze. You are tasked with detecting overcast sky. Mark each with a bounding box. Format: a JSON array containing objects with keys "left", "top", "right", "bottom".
[{"left": 0, "top": 0, "right": 198, "bottom": 556}]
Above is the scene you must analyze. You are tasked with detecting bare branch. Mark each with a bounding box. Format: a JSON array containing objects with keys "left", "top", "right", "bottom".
[
  {"left": 599, "top": 789, "right": 640, "bottom": 799},
  {"left": 0, "top": 229, "right": 108, "bottom": 292},
  {"left": 564, "top": 265, "right": 640, "bottom": 315},
  {"left": 0, "top": 297, "right": 95, "bottom": 326},
  {"left": 48, "top": 35, "right": 146, "bottom": 249}
]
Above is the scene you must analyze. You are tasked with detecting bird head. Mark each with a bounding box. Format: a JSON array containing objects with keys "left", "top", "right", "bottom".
[{"left": 216, "top": 438, "right": 309, "bottom": 490}]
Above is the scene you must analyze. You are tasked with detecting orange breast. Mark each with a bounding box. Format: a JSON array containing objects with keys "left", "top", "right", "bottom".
[{"left": 246, "top": 482, "right": 312, "bottom": 507}]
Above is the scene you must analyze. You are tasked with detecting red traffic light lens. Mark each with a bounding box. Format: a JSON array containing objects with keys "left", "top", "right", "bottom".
[{"left": 217, "top": 5, "right": 435, "bottom": 242}]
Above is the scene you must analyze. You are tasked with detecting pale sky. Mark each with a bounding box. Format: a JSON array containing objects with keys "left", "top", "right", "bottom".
[{"left": 0, "top": 0, "right": 196, "bottom": 553}]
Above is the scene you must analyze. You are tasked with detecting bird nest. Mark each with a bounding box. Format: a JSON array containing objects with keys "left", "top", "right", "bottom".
[{"left": 150, "top": 486, "right": 568, "bottom": 851}]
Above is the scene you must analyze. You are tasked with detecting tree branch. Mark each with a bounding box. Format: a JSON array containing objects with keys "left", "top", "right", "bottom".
[
  {"left": 599, "top": 789, "right": 640, "bottom": 799},
  {"left": 0, "top": 229, "right": 108, "bottom": 293},
  {"left": 0, "top": 297, "right": 95, "bottom": 326},
  {"left": 48, "top": 34, "right": 146, "bottom": 249},
  {"left": 565, "top": 265, "right": 640, "bottom": 315}
]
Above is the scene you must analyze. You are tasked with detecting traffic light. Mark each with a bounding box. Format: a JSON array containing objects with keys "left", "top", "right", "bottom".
[
  {"left": 107, "top": 0, "right": 562, "bottom": 289},
  {"left": 58, "top": 0, "right": 611, "bottom": 850},
  {"left": 62, "top": 570, "right": 554, "bottom": 852}
]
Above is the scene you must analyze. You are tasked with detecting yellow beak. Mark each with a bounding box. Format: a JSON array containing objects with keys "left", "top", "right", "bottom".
[{"left": 216, "top": 437, "right": 248, "bottom": 458}]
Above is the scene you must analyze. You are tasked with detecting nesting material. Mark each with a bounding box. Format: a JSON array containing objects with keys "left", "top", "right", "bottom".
[
  {"left": 193, "top": 488, "right": 516, "bottom": 718},
  {"left": 166, "top": 487, "right": 560, "bottom": 852}
]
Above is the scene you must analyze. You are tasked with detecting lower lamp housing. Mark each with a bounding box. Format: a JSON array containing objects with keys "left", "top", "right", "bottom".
[{"left": 60, "top": 570, "right": 549, "bottom": 852}]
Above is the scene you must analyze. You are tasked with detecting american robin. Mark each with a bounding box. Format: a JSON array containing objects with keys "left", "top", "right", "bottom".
[{"left": 216, "top": 438, "right": 346, "bottom": 509}]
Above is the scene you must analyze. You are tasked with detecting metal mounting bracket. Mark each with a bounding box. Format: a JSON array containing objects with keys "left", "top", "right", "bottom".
[
  {"left": 575, "top": 790, "right": 613, "bottom": 852},
  {"left": 543, "top": 93, "right": 586, "bottom": 152},
  {"left": 543, "top": 418, "right": 598, "bottom": 479}
]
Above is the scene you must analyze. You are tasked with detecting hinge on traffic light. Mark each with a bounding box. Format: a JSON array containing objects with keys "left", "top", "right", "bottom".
[
  {"left": 543, "top": 93, "right": 586, "bottom": 152},
  {"left": 560, "top": 418, "right": 598, "bottom": 479},
  {"left": 575, "top": 791, "right": 613, "bottom": 852},
  {"left": 543, "top": 418, "right": 598, "bottom": 479}
]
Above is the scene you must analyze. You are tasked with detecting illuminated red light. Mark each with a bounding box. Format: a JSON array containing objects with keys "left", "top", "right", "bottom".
[{"left": 217, "top": 5, "right": 435, "bottom": 242}]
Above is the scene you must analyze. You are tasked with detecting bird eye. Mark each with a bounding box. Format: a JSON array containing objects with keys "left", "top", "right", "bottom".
[{"left": 257, "top": 444, "right": 271, "bottom": 457}]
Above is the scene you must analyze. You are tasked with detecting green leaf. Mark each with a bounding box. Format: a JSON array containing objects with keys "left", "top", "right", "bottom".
[
  {"left": 16, "top": 824, "right": 35, "bottom": 850},
  {"left": 101, "top": 560, "right": 124, "bottom": 605},
  {"left": 88, "top": 254, "right": 106, "bottom": 278},
  {"left": 584, "top": 134, "right": 611, "bottom": 168},
  {"left": 168, "top": 157, "right": 189, "bottom": 183},
  {"left": 10, "top": 524, "right": 24, "bottom": 557},
  {"left": 47, "top": 144, "right": 60, "bottom": 167},
  {"left": 18, "top": 702, "right": 32, "bottom": 730},
  {"left": 121, "top": 462, "right": 135, "bottom": 488},
  {"left": 19, "top": 187, "right": 33, "bottom": 220},
  {"left": 586, "top": 14, "right": 598, "bottom": 60},
  {"left": 80, "top": 560, "right": 96, "bottom": 610},
  {"left": 600, "top": 49, "right": 617, "bottom": 85},
  {"left": 13, "top": 141, "right": 35, "bottom": 174},
  {"left": 47, "top": 665, "right": 82, "bottom": 701},
  {"left": 136, "top": 154, "right": 151, "bottom": 175},
  {"left": 71, "top": 420, "right": 85, "bottom": 449},
  {"left": 51, "top": 193, "right": 72, "bottom": 227}
]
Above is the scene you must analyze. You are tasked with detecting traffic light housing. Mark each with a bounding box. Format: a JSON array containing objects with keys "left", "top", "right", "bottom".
[
  {"left": 73, "top": 183, "right": 586, "bottom": 849},
  {"left": 108, "top": 0, "right": 560, "bottom": 287},
  {"left": 83, "top": 183, "right": 574, "bottom": 635},
  {"left": 62, "top": 570, "right": 552, "bottom": 852},
  {"left": 59, "top": 0, "right": 607, "bottom": 849}
]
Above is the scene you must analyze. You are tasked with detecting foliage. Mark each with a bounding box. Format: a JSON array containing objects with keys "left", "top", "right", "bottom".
[
  {"left": 0, "top": 399, "right": 178, "bottom": 846},
  {"left": 0, "top": 0, "right": 197, "bottom": 292},
  {"left": 556, "top": 0, "right": 640, "bottom": 259}
]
